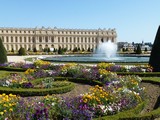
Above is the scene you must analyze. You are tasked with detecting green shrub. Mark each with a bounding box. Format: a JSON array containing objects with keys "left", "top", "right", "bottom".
[
  {"left": 0, "top": 83, "right": 75, "bottom": 97},
  {"left": 0, "top": 67, "right": 27, "bottom": 72},
  {"left": 136, "top": 44, "right": 142, "bottom": 54},
  {"left": 149, "top": 26, "right": 160, "bottom": 72},
  {"left": 18, "top": 47, "right": 26, "bottom": 55},
  {"left": 0, "top": 38, "right": 8, "bottom": 63}
]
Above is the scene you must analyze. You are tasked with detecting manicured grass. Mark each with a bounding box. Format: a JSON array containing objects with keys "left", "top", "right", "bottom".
[
  {"left": 142, "top": 77, "right": 160, "bottom": 83},
  {"left": 0, "top": 70, "right": 24, "bottom": 79}
]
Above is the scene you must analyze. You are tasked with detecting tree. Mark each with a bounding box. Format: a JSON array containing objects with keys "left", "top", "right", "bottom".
[
  {"left": 33, "top": 47, "right": 37, "bottom": 52},
  {"left": 144, "top": 47, "right": 148, "bottom": 52},
  {"left": 73, "top": 47, "right": 78, "bottom": 52},
  {"left": 0, "top": 38, "right": 8, "bottom": 63},
  {"left": 11, "top": 48, "right": 14, "bottom": 53},
  {"left": 135, "top": 44, "right": 142, "bottom": 54},
  {"left": 58, "top": 46, "right": 63, "bottom": 54},
  {"left": 47, "top": 48, "right": 50, "bottom": 53},
  {"left": 149, "top": 26, "right": 160, "bottom": 71},
  {"left": 18, "top": 47, "right": 26, "bottom": 55},
  {"left": 28, "top": 47, "right": 31, "bottom": 51},
  {"left": 87, "top": 47, "right": 91, "bottom": 52}
]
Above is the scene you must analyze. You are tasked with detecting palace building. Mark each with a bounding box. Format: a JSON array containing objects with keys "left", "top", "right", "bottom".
[{"left": 0, "top": 27, "right": 117, "bottom": 51}]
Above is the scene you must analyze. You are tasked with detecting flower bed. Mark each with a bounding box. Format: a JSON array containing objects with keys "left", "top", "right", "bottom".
[{"left": 0, "top": 61, "right": 154, "bottom": 119}]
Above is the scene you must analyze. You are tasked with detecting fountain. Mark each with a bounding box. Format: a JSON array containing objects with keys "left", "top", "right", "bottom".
[
  {"left": 94, "top": 40, "right": 117, "bottom": 58},
  {"left": 42, "top": 40, "right": 149, "bottom": 63}
]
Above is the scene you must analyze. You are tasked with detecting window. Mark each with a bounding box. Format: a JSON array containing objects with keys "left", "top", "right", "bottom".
[
  {"left": 51, "top": 37, "right": 54, "bottom": 42},
  {"left": 81, "top": 38, "right": 83, "bottom": 43},
  {"left": 15, "top": 37, "right": 17, "bottom": 42},
  {"left": 85, "top": 38, "right": 87, "bottom": 43},
  {"left": 58, "top": 37, "right": 60, "bottom": 42},
  {"left": 45, "top": 36, "right": 48, "bottom": 42},
  {"left": 88, "top": 38, "right": 90, "bottom": 43},
  {"left": 66, "top": 37, "right": 68, "bottom": 43},
  {"left": 28, "top": 37, "right": 31, "bottom": 42},
  {"left": 32, "top": 37, "right": 35, "bottom": 43},
  {"left": 6, "top": 37, "right": 9, "bottom": 42},
  {"left": 70, "top": 37, "right": 72, "bottom": 43},
  {"left": 20, "top": 37, "right": 22, "bottom": 42},
  {"left": 11, "top": 37, "right": 13, "bottom": 42},
  {"left": 62, "top": 37, "right": 64, "bottom": 42},
  {"left": 77, "top": 37, "right": 79, "bottom": 43},
  {"left": 24, "top": 37, "right": 26, "bottom": 42},
  {"left": 74, "top": 37, "right": 76, "bottom": 43},
  {"left": 92, "top": 38, "right": 94, "bottom": 42}
]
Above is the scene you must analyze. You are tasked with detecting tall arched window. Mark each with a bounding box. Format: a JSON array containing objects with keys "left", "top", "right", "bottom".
[
  {"left": 39, "top": 44, "right": 42, "bottom": 51},
  {"left": 11, "top": 37, "right": 13, "bottom": 42},
  {"left": 66, "top": 37, "right": 68, "bottom": 43},
  {"left": 39, "top": 36, "right": 42, "bottom": 42},
  {"left": 20, "top": 37, "right": 22, "bottom": 42},
  {"left": 45, "top": 36, "right": 48, "bottom": 42},
  {"left": 15, "top": 37, "right": 17, "bottom": 42},
  {"left": 24, "top": 37, "right": 26, "bottom": 42},
  {"left": 6, "top": 36, "right": 9, "bottom": 42},
  {"left": 51, "top": 37, "right": 54, "bottom": 42}
]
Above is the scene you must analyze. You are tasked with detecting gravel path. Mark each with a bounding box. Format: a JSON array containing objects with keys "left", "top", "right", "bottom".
[{"left": 140, "top": 82, "right": 160, "bottom": 114}]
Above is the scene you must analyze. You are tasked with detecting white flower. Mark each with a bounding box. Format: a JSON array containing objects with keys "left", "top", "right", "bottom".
[
  {"left": 6, "top": 80, "right": 10, "bottom": 85},
  {"left": 51, "top": 102, "right": 55, "bottom": 106}
]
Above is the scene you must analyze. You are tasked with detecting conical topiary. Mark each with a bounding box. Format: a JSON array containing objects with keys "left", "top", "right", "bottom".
[
  {"left": 18, "top": 47, "right": 26, "bottom": 55},
  {"left": 149, "top": 26, "right": 160, "bottom": 72},
  {"left": 0, "top": 38, "right": 8, "bottom": 63},
  {"left": 136, "top": 44, "right": 142, "bottom": 54}
]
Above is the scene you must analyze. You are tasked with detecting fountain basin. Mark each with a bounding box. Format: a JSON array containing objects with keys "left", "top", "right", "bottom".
[{"left": 42, "top": 54, "right": 149, "bottom": 63}]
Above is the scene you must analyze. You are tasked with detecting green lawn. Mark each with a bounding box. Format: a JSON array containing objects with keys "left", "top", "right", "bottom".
[
  {"left": 142, "top": 77, "right": 160, "bottom": 83},
  {"left": 0, "top": 70, "right": 24, "bottom": 79}
]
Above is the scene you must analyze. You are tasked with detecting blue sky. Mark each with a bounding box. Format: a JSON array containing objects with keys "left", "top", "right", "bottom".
[{"left": 0, "top": 0, "right": 160, "bottom": 43}]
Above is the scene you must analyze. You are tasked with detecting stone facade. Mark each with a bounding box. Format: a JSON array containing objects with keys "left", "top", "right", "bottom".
[{"left": 0, "top": 27, "right": 117, "bottom": 51}]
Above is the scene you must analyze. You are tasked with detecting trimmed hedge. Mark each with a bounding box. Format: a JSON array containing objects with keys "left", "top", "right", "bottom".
[
  {"left": 0, "top": 67, "right": 27, "bottom": 72},
  {"left": 117, "top": 72, "right": 160, "bottom": 77},
  {"left": 0, "top": 83, "right": 75, "bottom": 97},
  {"left": 54, "top": 77, "right": 103, "bottom": 86}
]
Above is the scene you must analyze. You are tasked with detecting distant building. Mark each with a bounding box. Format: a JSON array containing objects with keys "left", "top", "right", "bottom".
[
  {"left": 0, "top": 27, "right": 117, "bottom": 51},
  {"left": 120, "top": 41, "right": 152, "bottom": 52}
]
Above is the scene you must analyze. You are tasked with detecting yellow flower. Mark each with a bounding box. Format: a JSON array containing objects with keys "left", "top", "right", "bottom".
[
  {"left": 9, "top": 108, "right": 13, "bottom": 112},
  {"left": 9, "top": 93, "right": 13, "bottom": 97},
  {"left": 0, "top": 112, "right": 4, "bottom": 115},
  {"left": 3, "top": 104, "right": 7, "bottom": 107},
  {"left": 4, "top": 110, "right": 7, "bottom": 113},
  {"left": 9, "top": 103, "right": 12, "bottom": 107}
]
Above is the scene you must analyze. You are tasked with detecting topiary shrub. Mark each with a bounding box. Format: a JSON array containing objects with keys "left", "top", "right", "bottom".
[
  {"left": 18, "top": 47, "right": 26, "bottom": 55},
  {"left": 33, "top": 47, "right": 37, "bottom": 52},
  {"left": 149, "top": 26, "right": 160, "bottom": 72},
  {"left": 136, "top": 44, "right": 142, "bottom": 54},
  {"left": 58, "top": 46, "right": 64, "bottom": 54},
  {"left": 0, "top": 38, "right": 8, "bottom": 63}
]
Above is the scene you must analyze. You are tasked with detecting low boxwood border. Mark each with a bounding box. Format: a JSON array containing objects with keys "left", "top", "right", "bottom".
[
  {"left": 0, "top": 67, "right": 27, "bottom": 72},
  {"left": 0, "top": 82, "right": 75, "bottom": 97},
  {"left": 117, "top": 72, "right": 160, "bottom": 77},
  {"left": 54, "top": 77, "right": 103, "bottom": 86}
]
